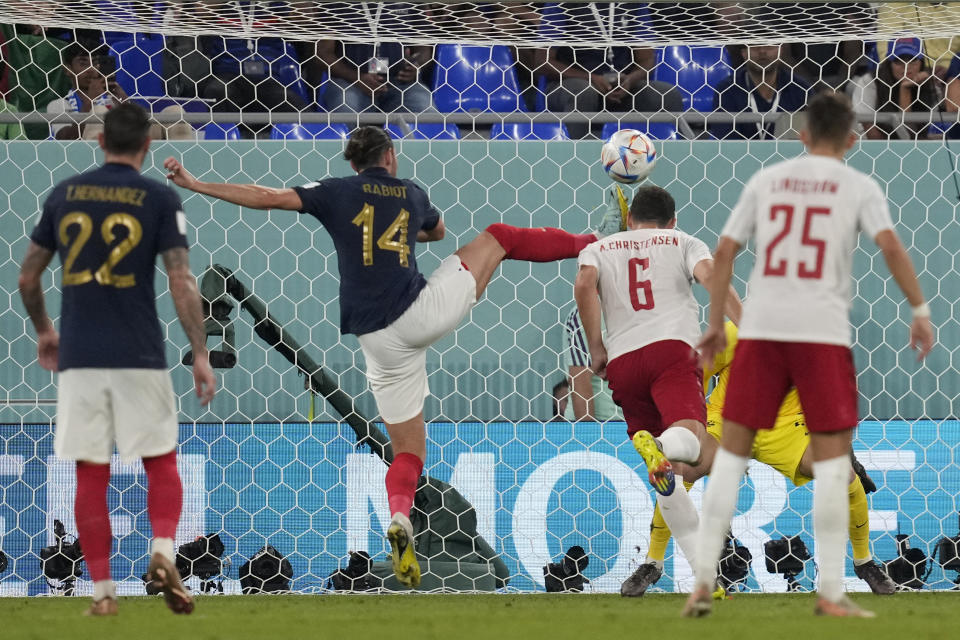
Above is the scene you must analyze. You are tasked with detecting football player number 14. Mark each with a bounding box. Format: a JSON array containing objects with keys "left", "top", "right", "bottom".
[
  {"left": 352, "top": 203, "right": 411, "bottom": 267},
  {"left": 764, "top": 204, "right": 830, "bottom": 279}
]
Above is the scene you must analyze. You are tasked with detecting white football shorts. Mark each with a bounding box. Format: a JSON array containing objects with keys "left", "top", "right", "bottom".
[
  {"left": 55, "top": 368, "right": 179, "bottom": 464},
  {"left": 357, "top": 255, "right": 477, "bottom": 424}
]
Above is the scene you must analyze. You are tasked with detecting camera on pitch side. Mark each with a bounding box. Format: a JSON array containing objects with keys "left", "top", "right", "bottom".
[
  {"left": 543, "top": 545, "right": 589, "bottom": 592},
  {"left": 39, "top": 519, "right": 84, "bottom": 595},
  {"left": 882, "top": 534, "right": 930, "bottom": 590},
  {"left": 935, "top": 512, "right": 960, "bottom": 589},
  {"left": 764, "top": 535, "right": 811, "bottom": 592}
]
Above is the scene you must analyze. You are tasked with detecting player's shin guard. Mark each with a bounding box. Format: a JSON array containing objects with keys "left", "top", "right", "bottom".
[
  {"left": 485, "top": 224, "right": 596, "bottom": 262},
  {"left": 656, "top": 476, "right": 699, "bottom": 566},
  {"left": 74, "top": 462, "right": 113, "bottom": 584},
  {"left": 848, "top": 475, "right": 871, "bottom": 562},
  {"left": 386, "top": 452, "right": 423, "bottom": 519},
  {"left": 693, "top": 448, "right": 748, "bottom": 589},
  {"left": 814, "top": 455, "right": 850, "bottom": 603},
  {"left": 658, "top": 426, "right": 701, "bottom": 464},
  {"left": 143, "top": 450, "right": 183, "bottom": 544}
]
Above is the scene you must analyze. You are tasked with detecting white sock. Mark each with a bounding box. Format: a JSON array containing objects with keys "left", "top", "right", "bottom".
[
  {"left": 854, "top": 556, "right": 872, "bottom": 566},
  {"left": 645, "top": 558, "right": 664, "bottom": 570},
  {"left": 814, "top": 455, "right": 850, "bottom": 602},
  {"left": 657, "top": 427, "right": 700, "bottom": 464},
  {"left": 656, "top": 475, "right": 699, "bottom": 565},
  {"left": 93, "top": 579, "right": 116, "bottom": 601},
  {"left": 693, "top": 447, "right": 748, "bottom": 589},
  {"left": 152, "top": 537, "right": 175, "bottom": 562}
]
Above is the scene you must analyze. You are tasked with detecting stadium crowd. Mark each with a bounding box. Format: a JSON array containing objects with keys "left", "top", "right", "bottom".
[{"left": 0, "top": 2, "right": 958, "bottom": 140}]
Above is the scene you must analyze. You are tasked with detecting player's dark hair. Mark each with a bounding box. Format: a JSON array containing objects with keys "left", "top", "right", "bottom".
[
  {"left": 103, "top": 102, "right": 151, "bottom": 155},
  {"left": 629, "top": 185, "right": 676, "bottom": 227},
  {"left": 344, "top": 126, "right": 394, "bottom": 171},
  {"left": 805, "top": 91, "right": 855, "bottom": 147}
]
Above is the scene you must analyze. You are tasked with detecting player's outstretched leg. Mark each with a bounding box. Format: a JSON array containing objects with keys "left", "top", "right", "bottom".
[
  {"left": 383, "top": 415, "right": 425, "bottom": 589},
  {"left": 454, "top": 187, "right": 625, "bottom": 301},
  {"left": 75, "top": 461, "right": 118, "bottom": 616},
  {"left": 143, "top": 450, "right": 194, "bottom": 614},
  {"left": 686, "top": 423, "right": 754, "bottom": 617}
]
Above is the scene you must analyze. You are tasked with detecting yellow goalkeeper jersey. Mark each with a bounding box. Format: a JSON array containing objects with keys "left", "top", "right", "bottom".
[{"left": 704, "top": 320, "right": 803, "bottom": 418}]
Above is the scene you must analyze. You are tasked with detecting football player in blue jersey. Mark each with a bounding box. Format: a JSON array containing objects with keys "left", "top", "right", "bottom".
[
  {"left": 163, "top": 126, "right": 624, "bottom": 588},
  {"left": 19, "top": 102, "right": 215, "bottom": 616}
]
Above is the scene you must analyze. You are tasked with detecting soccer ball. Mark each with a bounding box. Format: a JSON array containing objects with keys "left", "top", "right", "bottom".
[{"left": 601, "top": 129, "right": 657, "bottom": 184}]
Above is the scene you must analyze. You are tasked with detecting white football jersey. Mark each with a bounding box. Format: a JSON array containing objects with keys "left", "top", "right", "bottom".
[
  {"left": 722, "top": 154, "right": 894, "bottom": 346},
  {"left": 578, "top": 228, "right": 712, "bottom": 363}
]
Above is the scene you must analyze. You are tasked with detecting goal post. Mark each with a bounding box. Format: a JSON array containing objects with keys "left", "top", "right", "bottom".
[{"left": 0, "top": 1, "right": 958, "bottom": 595}]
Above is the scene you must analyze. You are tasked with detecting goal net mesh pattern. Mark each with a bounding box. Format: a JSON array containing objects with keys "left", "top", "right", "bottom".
[{"left": 0, "top": 1, "right": 958, "bottom": 596}]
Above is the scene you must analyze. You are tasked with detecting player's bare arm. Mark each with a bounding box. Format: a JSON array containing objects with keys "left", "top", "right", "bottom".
[
  {"left": 17, "top": 241, "right": 58, "bottom": 371},
  {"left": 874, "top": 229, "right": 935, "bottom": 360},
  {"left": 573, "top": 264, "right": 607, "bottom": 379},
  {"left": 163, "top": 247, "right": 216, "bottom": 405},
  {"left": 417, "top": 218, "right": 446, "bottom": 243},
  {"left": 163, "top": 157, "right": 303, "bottom": 211},
  {"left": 696, "top": 236, "right": 741, "bottom": 367},
  {"left": 692, "top": 257, "right": 743, "bottom": 326}
]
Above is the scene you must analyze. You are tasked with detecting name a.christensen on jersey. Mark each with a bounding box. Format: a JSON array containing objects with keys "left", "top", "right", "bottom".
[
  {"left": 362, "top": 182, "right": 408, "bottom": 199},
  {"left": 771, "top": 178, "right": 839, "bottom": 194},
  {"left": 65, "top": 184, "right": 147, "bottom": 206},
  {"left": 599, "top": 235, "right": 680, "bottom": 252}
]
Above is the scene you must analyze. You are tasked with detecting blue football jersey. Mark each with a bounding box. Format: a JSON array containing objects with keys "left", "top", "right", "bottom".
[
  {"left": 293, "top": 167, "right": 440, "bottom": 335},
  {"left": 30, "top": 163, "right": 188, "bottom": 370}
]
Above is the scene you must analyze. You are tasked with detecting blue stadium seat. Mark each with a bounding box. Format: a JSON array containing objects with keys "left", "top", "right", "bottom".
[
  {"left": 384, "top": 123, "right": 461, "bottom": 140},
  {"left": 490, "top": 122, "right": 569, "bottom": 141},
  {"left": 106, "top": 33, "right": 165, "bottom": 98},
  {"left": 654, "top": 46, "right": 733, "bottom": 112},
  {"left": 202, "top": 123, "right": 241, "bottom": 140},
  {"left": 601, "top": 122, "right": 679, "bottom": 141},
  {"left": 270, "top": 123, "right": 350, "bottom": 140},
  {"left": 272, "top": 43, "right": 312, "bottom": 107},
  {"left": 433, "top": 45, "right": 524, "bottom": 112}
]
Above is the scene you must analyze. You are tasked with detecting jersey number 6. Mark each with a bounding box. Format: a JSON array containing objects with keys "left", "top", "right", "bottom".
[
  {"left": 628, "top": 257, "right": 655, "bottom": 311},
  {"left": 352, "top": 203, "right": 411, "bottom": 267}
]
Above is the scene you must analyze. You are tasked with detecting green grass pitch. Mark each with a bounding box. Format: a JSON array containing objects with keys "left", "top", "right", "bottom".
[{"left": 5, "top": 592, "right": 959, "bottom": 640}]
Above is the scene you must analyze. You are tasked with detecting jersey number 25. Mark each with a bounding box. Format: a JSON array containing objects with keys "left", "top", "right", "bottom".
[{"left": 764, "top": 204, "right": 830, "bottom": 279}]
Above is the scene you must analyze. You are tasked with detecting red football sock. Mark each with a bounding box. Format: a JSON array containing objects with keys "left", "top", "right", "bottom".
[
  {"left": 486, "top": 224, "right": 597, "bottom": 262},
  {"left": 143, "top": 450, "right": 182, "bottom": 540},
  {"left": 385, "top": 452, "right": 423, "bottom": 519},
  {"left": 74, "top": 462, "right": 112, "bottom": 583}
]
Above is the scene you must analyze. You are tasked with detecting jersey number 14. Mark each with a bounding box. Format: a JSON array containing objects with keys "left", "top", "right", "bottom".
[{"left": 352, "top": 203, "right": 411, "bottom": 267}]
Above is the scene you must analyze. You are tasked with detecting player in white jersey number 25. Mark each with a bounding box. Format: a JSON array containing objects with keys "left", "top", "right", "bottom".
[{"left": 687, "top": 91, "right": 935, "bottom": 619}]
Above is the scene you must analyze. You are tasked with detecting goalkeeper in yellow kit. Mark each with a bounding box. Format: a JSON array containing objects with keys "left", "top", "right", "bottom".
[{"left": 620, "top": 320, "right": 896, "bottom": 597}]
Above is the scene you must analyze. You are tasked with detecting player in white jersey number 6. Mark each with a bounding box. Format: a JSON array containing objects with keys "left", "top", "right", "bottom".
[
  {"left": 575, "top": 185, "right": 741, "bottom": 569},
  {"left": 687, "top": 91, "right": 935, "bottom": 619}
]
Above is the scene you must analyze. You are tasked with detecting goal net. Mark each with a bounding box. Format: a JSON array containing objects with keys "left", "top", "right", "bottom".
[{"left": 0, "top": 1, "right": 958, "bottom": 596}]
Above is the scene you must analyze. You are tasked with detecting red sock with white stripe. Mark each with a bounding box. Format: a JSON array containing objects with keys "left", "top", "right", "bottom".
[
  {"left": 386, "top": 452, "right": 423, "bottom": 519},
  {"left": 143, "top": 450, "right": 182, "bottom": 559},
  {"left": 486, "top": 224, "right": 596, "bottom": 262},
  {"left": 74, "top": 462, "right": 113, "bottom": 592}
]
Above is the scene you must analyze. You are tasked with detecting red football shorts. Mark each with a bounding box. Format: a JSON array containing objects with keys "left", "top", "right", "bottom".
[
  {"left": 605, "top": 340, "right": 706, "bottom": 438},
  {"left": 722, "top": 339, "right": 858, "bottom": 433}
]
